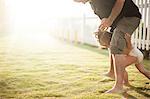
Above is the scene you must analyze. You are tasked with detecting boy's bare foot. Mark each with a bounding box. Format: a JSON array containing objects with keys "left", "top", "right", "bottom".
[
  {"left": 105, "top": 87, "right": 126, "bottom": 94},
  {"left": 103, "top": 72, "right": 115, "bottom": 80}
]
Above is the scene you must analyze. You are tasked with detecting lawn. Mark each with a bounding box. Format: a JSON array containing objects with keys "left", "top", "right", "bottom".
[{"left": 0, "top": 37, "right": 150, "bottom": 99}]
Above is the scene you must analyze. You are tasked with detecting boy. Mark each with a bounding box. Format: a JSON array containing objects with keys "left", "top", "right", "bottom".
[{"left": 96, "top": 31, "right": 150, "bottom": 90}]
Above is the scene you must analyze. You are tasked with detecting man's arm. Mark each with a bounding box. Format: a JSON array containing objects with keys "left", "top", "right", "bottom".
[
  {"left": 100, "top": 0, "right": 125, "bottom": 31},
  {"left": 108, "top": 0, "right": 125, "bottom": 24}
]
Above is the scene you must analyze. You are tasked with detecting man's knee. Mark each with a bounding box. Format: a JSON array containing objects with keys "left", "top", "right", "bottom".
[
  {"left": 114, "top": 54, "right": 127, "bottom": 61},
  {"left": 110, "top": 45, "right": 126, "bottom": 54},
  {"left": 112, "top": 54, "right": 127, "bottom": 68}
]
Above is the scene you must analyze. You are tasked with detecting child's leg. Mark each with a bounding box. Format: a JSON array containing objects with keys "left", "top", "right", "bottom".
[
  {"left": 122, "top": 56, "right": 137, "bottom": 86},
  {"left": 123, "top": 56, "right": 137, "bottom": 67},
  {"left": 123, "top": 69, "right": 131, "bottom": 86},
  {"left": 135, "top": 63, "right": 150, "bottom": 79},
  {"left": 104, "top": 52, "right": 115, "bottom": 79}
]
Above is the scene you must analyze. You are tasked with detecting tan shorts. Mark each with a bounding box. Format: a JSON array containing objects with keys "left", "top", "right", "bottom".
[{"left": 110, "top": 17, "right": 141, "bottom": 54}]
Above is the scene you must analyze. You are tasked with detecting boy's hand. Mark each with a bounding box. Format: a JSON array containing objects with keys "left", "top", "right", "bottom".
[
  {"left": 125, "top": 33, "right": 133, "bottom": 53},
  {"left": 125, "top": 33, "right": 131, "bottom": 41}
]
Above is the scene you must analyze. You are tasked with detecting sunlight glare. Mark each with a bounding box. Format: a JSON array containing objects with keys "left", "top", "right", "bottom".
[{"left": 4, "top": 0, "right": 85, "bottom": 52}]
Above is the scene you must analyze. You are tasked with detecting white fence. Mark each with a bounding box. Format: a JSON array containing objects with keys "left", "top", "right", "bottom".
[
  {"left": 132, "top": 0, "right": 150, "bottom": 50},
  {"left": 54, "top": 0, "right": 150, "bottom": 51},
  {"left": 53, "top": 17, "right": 100, "bottom": 46}
]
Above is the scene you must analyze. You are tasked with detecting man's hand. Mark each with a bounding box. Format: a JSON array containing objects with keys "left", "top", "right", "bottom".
[
  {"left": 99, "top": 18, "right": 113, "bottom": 32},
  {"left": 99, "top": 0, "right": 125, "bottom": 32}
]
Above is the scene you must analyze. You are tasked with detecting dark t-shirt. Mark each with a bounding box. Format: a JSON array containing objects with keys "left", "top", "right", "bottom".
[{"left": 90, "top": 0, "right": 141, "bottom": 29}]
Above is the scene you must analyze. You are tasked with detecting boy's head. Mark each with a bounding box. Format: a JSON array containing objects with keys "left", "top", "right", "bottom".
[{"left": 98, "top": 31, "right": 112, "bottom": 47}]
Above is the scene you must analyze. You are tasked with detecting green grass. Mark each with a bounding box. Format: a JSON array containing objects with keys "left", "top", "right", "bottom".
[{"left": 0, "top": 37, "right": 150, "bottom": 99}]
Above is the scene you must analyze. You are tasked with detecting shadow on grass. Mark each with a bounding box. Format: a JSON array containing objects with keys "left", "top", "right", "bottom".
[
  {"left": 130, "top": 85, "right": 150, "bottom": 97},
  {"left": 99, "top": 78, "right": 114, "bottom": 83},
  {"left": 96, "top": 89, "right": 138, "bottom": 99},
  {"left": 0, "top": 80, "right": 8, "bottom": 92},
  {"left": 122, "top": 92, "right": 138, "bottom": 99},
  {"left": 0, "top": 80, "right": 16, "bottom": 98},
  {"left": 121, "top": 84, "right": 150, "bottom": 99},
  {"left": 96, "top": 84, "right": 150, "bottom": 99}
]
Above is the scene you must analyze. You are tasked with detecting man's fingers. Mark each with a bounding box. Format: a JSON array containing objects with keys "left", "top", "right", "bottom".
[
  {"left": 99, "top": 25, "right": 108, "bottom": 32},
  {"left": 103, "top": 27, "right": 108, "bottom": 31}
]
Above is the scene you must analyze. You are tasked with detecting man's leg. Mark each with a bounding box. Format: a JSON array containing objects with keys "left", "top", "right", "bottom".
[
  {"left": 108, "top": 26, "right": 126, "bottom": 93},
  {"left": 112, "top": 55, "right": 137, "bottom": 89},
  {"left": 105, "top": 52, "right": 137, "bottom": 80},
  {"left": 106, "top": 54, "right": 126, "bottom": 93},
  {"left": 123, "top": 56, "right": 137, "bottom": 86},
  {"left": 105, "top": 17, "right": 140, "bottom": 93},
  {"left": 106, "top": 54, "right": 138, "bottom": 93}
]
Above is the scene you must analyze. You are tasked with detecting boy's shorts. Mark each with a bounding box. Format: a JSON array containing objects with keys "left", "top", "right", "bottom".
[
  {"left": 129, "top": 47, "right": 143, "bottom": 64},
  {"left": 110, "top": 17, "right": 141, "bottom": 54}
]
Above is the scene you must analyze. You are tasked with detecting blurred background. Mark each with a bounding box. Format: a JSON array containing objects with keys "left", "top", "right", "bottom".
[
  {"left": 1, "top": 0, "right": 99, "bottom": 46},
  {"left": 0, "top": 0, "right": 150, "bottom": 57}
]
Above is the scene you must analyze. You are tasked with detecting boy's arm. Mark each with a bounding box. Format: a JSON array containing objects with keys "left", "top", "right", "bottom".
[{"left": 124, "top": 33, "right": 133, "bottom": 54}]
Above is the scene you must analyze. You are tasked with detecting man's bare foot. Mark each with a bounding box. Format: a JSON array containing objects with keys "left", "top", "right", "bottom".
[
  {"left": 105, "top": 87, "right": 126, "bottom": 94},
  {"left": 103, "top": 72, "right": 115, "bottom": 80}
]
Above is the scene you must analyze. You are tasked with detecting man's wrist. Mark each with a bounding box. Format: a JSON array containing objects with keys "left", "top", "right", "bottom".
[{"left": 108, "top": 17, "right": 114, "bottom": 24}]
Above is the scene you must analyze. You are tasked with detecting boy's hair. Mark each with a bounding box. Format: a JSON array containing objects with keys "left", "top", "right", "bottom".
[{"left": 99, "top": 31, "right": 112, "bottom": 46}]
